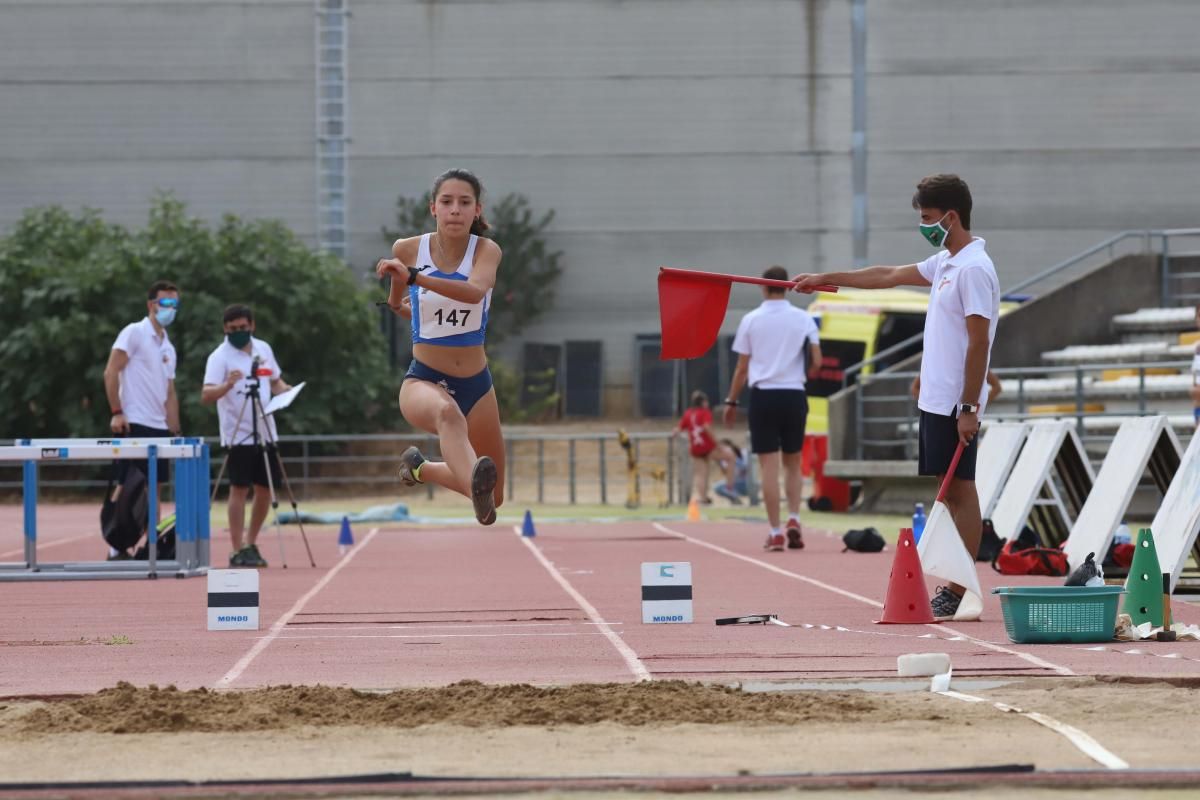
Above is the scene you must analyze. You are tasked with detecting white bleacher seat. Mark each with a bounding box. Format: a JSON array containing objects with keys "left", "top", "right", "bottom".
[
  {"left": 1040, "top": 342, "right": 1169, "bottom": 364},
  {"left": 1087, "top": 374, "right": 1192, "bottom": 397},
  {"left": 1112, "top": 307, "right": 1197, "bottom": 332}
]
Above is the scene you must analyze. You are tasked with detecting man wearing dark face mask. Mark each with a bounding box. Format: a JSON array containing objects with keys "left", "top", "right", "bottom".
[
  {"left": 201, "top": 304, "right": 292, "bottom": 568},
  {"left": 791, "top": 174, "right": 999, "bottom": 621}
]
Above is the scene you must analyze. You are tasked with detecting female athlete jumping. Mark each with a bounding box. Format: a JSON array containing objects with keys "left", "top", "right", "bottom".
[{"left": 376, "top": 169, "right": 505, "bottom": 524}]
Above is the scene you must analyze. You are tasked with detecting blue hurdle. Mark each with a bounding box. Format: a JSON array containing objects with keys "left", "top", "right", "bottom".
[{"left": 0, "top": 438, "right": 211, "bottom": 581}]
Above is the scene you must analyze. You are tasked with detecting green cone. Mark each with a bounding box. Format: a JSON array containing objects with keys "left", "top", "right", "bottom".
[{"left": 1122, "top": 528, "right": 1164, "bottom": 627}]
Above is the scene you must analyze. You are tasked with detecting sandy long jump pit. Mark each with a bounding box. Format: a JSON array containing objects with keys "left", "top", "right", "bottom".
[{"left": 3, "top": 676, "right": 1200, "bottom": 798}]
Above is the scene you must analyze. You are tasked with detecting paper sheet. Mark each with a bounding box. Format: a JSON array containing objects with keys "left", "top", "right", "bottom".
[{"left": 264, "top": 381, "right": 306, "bottom": 416}]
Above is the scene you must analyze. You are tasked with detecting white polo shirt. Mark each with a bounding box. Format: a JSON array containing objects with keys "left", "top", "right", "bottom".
[
  {"left": 731, "top": 299, "right": 821, "bottom": 390},
  {"left": 111, "top": 317, "right": 176, "bottom": 429},
  {"left": 203, "top": 337, "right": 282, "bottom": 447},
  {"left": 915, "top": 237, "right": 1000, "bottom": 416}
]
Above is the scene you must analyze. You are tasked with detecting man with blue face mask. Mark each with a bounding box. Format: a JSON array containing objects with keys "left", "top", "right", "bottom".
[
  {"left": 102, "top": 280, "right": 182, "bottom": 559},
  {"left": 792, "top": 174, "right": 999, "bottom": 621}
]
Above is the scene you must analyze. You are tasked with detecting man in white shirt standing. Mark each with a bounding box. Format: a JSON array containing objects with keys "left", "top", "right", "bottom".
[
  {"left": 103, "top": 280, "right": 182, "bottom": 558},
  {"left": 201, "top": 304, "right": 292, "bottom": 568},
  {"left": 793, "top": 174, "right": 1000, "bottom": 620},
  {"left": 722, "top": 265, "right": 823, "bottom": 552}
]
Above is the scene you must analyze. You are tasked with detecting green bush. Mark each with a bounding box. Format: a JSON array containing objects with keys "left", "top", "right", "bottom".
[{"left": 0, "top": 197, "right": 395, "bottom": 439}]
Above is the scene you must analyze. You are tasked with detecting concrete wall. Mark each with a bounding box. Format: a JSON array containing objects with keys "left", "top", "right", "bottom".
[
  {"left": 3, "top": 0, "right": 1198, "bottom": 414},
  {"left": 0, "top": 0, "right": 316, "bottom": 235}
]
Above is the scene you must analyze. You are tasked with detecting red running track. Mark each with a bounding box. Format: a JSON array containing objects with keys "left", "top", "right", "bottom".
[{"left": 2, "top": 508, "right": 1199, "bottom": 695}]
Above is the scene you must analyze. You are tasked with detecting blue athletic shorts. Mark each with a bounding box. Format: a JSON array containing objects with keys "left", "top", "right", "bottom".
[{"left": 405, "top": 359, "right": 494, "bottom": 416}]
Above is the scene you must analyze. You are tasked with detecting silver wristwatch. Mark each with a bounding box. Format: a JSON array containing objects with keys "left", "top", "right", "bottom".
[{"left": 958, "top": 403, "right": 979, "bottom": 415}]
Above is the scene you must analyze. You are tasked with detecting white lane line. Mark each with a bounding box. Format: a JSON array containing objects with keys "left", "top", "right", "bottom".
[
  {"left": 0, "top": 533, "right": 97, "bottom": 560},
  {"left": 513, "top": 525, "right": 651, "bottom": 682},
  {"left": 270, "top": 631, "right": 618, "bottom": 640},
  {"left": 938, "top": 690, "right": 1129, "bottom": 770},
  {"left": 652, "top": 522, "right": 1074, "bottom": 677},
  {"left": 215, "top": 526, "right": 381, "bottom": 689},
  {"left": 285, "top": 621, "right": 624, "bottom": 632}
]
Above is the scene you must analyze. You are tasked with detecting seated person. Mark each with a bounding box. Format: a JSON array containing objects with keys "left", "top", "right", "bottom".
[{"left": 714, "top": 438, "right": 750, "bottom": 504}]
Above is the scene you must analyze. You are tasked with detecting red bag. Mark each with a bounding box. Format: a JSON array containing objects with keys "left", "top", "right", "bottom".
[
  {"left": 992, "top": 539, "right": 1069, "bottom": 577},
  {"left": 1107, "top": 542, "right": 1135, "bottom": 569}
]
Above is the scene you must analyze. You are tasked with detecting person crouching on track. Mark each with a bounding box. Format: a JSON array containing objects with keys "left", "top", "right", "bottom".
[
  {"left": 376, "top": 169, "right": 506, "bottom": 525},
  {"left": 676, "top": 391, "right": 738, "bottom": 505},
  {"left": 201, "top": 304, "right": 292, "bottom": 568}
]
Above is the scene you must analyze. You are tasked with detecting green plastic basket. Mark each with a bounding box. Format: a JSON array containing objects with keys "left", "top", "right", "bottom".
[{"left": 992, "top": 586, "right": 1125, "bottom": 644}]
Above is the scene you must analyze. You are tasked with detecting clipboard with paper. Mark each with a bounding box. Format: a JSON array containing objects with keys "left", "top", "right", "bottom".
[{"left": 264, "top": 381, "right": 306, "bottom": 416}]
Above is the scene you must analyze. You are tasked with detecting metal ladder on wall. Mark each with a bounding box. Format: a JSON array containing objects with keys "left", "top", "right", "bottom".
[{"left": 316, "top": 0, "right": 349, "bottom": 260}]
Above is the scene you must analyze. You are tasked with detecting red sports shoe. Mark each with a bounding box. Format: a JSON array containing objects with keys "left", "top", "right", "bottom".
[
  {"left": 763, "top": 532, "right": 786, "bottom": 552},
  {"left": 786, "top": 518, "right": 804, "bottom": 550}
]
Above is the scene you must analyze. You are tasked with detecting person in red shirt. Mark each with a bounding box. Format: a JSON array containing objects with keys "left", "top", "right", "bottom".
[{"left": 677, "top": 391, "right": 737, "bottom": 504}]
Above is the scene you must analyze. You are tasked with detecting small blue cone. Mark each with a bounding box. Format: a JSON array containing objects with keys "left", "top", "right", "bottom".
[
  {"left": 522, "top": 510, "right": 536, "bottom": 538},
  {"left": 338, "top": 516, "right": 354, "bottom": 553}
]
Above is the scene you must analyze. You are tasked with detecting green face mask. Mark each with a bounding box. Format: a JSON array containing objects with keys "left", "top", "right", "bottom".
[
  {"left": 919, "top": 213, "right": 952, "bottom": 248},
  {"left": 227, "top": 330, "right": 252, "bottom": 349}
]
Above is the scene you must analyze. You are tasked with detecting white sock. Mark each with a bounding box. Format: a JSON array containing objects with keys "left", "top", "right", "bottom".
[
  {"left": 770, "top": 527, "right": 782, "bottom": 537},
  {"left": 108, "top": 546, "right": 120, "bottom": 557}
]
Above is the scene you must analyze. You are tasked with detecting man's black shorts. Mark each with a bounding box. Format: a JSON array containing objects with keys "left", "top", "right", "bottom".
[
  {"left": 918, "top": 410, "right": 977, "bottom": 481},
  {"left": 748, "top": 388, "right": 808, "bottom": 455},
  {"left": 227, "top": 444, "right": 283, "bottom": 489},
  {"left": 117, "top": 423, "right": 173, "bottom": 484}
]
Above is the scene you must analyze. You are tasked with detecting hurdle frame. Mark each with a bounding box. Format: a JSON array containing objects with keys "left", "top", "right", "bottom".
[{"left": 0, "top": 438, "right": 211, "bottom": 581}]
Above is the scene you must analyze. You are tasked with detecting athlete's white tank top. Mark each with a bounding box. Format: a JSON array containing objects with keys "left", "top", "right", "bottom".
[{"left": 409, "top": 233, "right": 491, "bottom": 347}]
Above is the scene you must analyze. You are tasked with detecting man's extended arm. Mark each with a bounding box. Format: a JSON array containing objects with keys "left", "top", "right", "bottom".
[{"left": 793, "top": 264, "right": 930, "bottom": 292}]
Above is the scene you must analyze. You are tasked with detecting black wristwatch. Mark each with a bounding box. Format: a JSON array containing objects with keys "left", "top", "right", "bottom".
[
  {"left": 406, "top": 265, "right": 421, "bottom": 286},
  {"left": 723, "top": 398, "right": 738, "bottom": 407},
  {"left": 958, "top": 403, "right": 979, "bottom": 415}
]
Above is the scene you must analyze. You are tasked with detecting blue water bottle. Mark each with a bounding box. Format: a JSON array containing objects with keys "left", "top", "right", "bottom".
[{"left": 912, "top": 502, "right": 926, "bottom": 545}]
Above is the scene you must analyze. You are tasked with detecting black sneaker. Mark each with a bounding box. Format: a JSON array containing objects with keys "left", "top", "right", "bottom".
[
  {"left": 931, "top": 585, "right": 962, "bottom": 621},
  {"left": 397, "top": 446, "right": 426, "bottom": 487},
  {"left": 244, "top": 543, "right": 268, "bottom": 568},
  {"left": 470, "top": 456, "right": 498, "bottom": 526},
  {"left": 107, "top": 549, "right": 132, "bottom": 561},
  {"left": 229, "top": 548, "right": 251, "bottom": 567}
]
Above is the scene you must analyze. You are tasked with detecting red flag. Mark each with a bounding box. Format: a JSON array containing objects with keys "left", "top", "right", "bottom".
[
  {"left": 657, "top": 268, "right": 838, "bottom": 360},
  {"left": 658, "top": 269, "right": 731, "bottom": 360}
]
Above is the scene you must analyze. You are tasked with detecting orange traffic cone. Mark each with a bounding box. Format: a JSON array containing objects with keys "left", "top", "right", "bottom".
[
  {"left": 686, "top": 496, "right": 701, "bottom": 522},
  {"left": 877, "top": 528, "right": 936, "bottom": 624}
]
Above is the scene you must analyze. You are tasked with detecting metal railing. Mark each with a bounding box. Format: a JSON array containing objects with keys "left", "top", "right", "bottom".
[
  {"left": 854, "top": 360, "right": 1194, "bottom": 460},
  {"left": 0, "top": 431, "right": 698, "bottom": 507}
]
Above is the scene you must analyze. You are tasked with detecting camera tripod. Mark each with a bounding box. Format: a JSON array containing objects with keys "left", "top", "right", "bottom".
[{"left": 210, "top": 357, "right": 315, "bottom": 568}]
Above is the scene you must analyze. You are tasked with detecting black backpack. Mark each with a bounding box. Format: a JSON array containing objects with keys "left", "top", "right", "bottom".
[{"left": 100, "top": 464, "right": 148, "bottom": 552}]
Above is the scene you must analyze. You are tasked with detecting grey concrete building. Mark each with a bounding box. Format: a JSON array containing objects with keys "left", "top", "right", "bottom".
[{"left": 2, "top": 0, "right": 1197, "bottom": 415}]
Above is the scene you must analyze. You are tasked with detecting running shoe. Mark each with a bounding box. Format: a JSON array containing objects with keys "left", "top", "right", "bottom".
[
  {"left": 714, "top": 484, "right": 743, "bottom": 505},
  {"left": 397, "top": 446, "right": 427, "bottom": 487},
  {"left": 471, "top": 456, "right": 498, "bottom": 526},
  {"left": 243, "top": 543, "right": 268, "bottom": 568},
  {"left": 785, "top": 518, "right": 804, "bottom": 550},
  {"left": 930, "top": 585, "right": 963, "bottom": 621},
  {"left": 763, "top": 532, "right": 786, "bottom": 552},
  {"left": 229, "top": 548, "right": 252, "bottom": 567}
]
